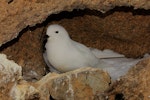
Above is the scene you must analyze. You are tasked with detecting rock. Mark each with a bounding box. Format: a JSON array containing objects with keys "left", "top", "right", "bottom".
[
  {"left": 36, "top": 67, "right": 111, "bottom": 100},
  {"left": 108, "top": 57, "right": 150, "bottom": 100},
  {"left": 0, "top": 54, "right": 22, "bottom": 100},
  {"left": 0, "top": 54, "right": 111, "bottom": 100},
  {"left": 10, "top": 80, "right": 40, "bottom": 100},
  {"left": 2, "top": 27, "right": 46, "bottom": 81},
  {"left": 0, "top": 0, "right": 149, "bottom": 45},
  {"left": 1, "top": 46, "right": 150, "bottom": 100},
  {"left": 10, "top": 67, "right": 110, "bottom": 100}
]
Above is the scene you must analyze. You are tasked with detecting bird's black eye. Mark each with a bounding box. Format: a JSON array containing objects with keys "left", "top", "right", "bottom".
[{"left": 55, "top": 31, "right": 59, "bottom": 34}]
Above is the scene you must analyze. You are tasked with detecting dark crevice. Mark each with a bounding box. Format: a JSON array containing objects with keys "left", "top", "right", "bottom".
[
  {"left": 49, "top": 95, "right": 55, "bottom": 100},
  {"left": 115, "top": 93, "right": 124, "bottom": 100},
  {"left": 43, "top": 6, "right": 150, "bottom": 26},
  {"left": 0, "top": 27, "right": 28, "bottom": 51}
]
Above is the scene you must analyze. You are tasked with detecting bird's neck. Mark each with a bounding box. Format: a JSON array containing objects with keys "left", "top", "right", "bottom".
[
  {"left": 46, "top": 38, "right": 72, "bottom": 51},
  {"left": 49, "top": 36, "right": 71, "bottom": 44}
]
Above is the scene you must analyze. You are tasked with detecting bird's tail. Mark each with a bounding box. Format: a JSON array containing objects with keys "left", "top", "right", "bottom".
[
  {"left": 90, "top": 48, "right": 125, "bottom": 59},
  {"left": 95, "top": 58, "right": 140, "bottom": 81}
]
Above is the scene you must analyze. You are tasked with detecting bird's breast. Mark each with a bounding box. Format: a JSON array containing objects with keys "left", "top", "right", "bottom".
[{"left": 45, "top": 41, "right": 77, "bottom": 71}]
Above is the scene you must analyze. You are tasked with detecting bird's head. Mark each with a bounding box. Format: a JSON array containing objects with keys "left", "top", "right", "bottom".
[{"left": 46, "top": 24, "right": 70, "bottom": 41}]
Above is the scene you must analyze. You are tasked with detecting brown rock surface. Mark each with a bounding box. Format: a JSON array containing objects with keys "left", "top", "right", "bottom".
[
  {"left": 108, "top": 57, "right": 150, "bottom": 100},
  {"left": 1, "top": 27, "right": 46, "bottom": 81},
  {"left": 0, "top": 0, "right": 150, "bottom": 46}
]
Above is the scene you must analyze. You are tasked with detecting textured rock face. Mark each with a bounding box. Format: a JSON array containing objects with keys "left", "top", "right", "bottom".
[
  {"left": 37, "top": 68, "right": 110, "bottom": 100},
  {"left": 0, "top": 0, "right": 150, "bottom": 46},
  {"left": 108, "top": 58, "right": 150, "bottom": 100},
  {"left": 1, "top": 27, "right": 46, "bottom": 81}
]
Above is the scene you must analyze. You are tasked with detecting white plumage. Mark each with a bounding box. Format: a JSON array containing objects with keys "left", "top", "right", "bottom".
[
  {"left": 43, "top": 24, "right": 148, "bottom": 80},
  {"left": 44, "top": 24, "right": 101, "bottom": 72}
]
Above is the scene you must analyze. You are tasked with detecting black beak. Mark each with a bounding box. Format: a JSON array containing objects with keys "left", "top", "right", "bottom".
[
  {"left": 43, "top": 35, "right": 49, "bottom": 52},
  {"left": 43, "top": 35, "right": 49, "bottom": 44},
  {"left": 44, "top": 35, "right": 49, "bottom": 39}
]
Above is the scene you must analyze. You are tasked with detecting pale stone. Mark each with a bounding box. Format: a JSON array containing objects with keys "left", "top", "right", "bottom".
[
  {"left": 9, "top": 67, "right": 110, "bottom": 100},
  {"left": 0, "top": 54, "right": 22, "bottom": 100},
  {"left": 10, "top": 80, "right": 40, "bottom": 100},
  {"left": 36, "top": 67, "right": 111, "bottom": 100}
]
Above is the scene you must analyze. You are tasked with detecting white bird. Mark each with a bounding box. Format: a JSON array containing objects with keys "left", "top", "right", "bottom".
[
  {"left": 43, "top": 24, "right": 150, "bottom": 81},
  {"left": 43, "top": 24, "right": 125, "bottom": 73}
]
